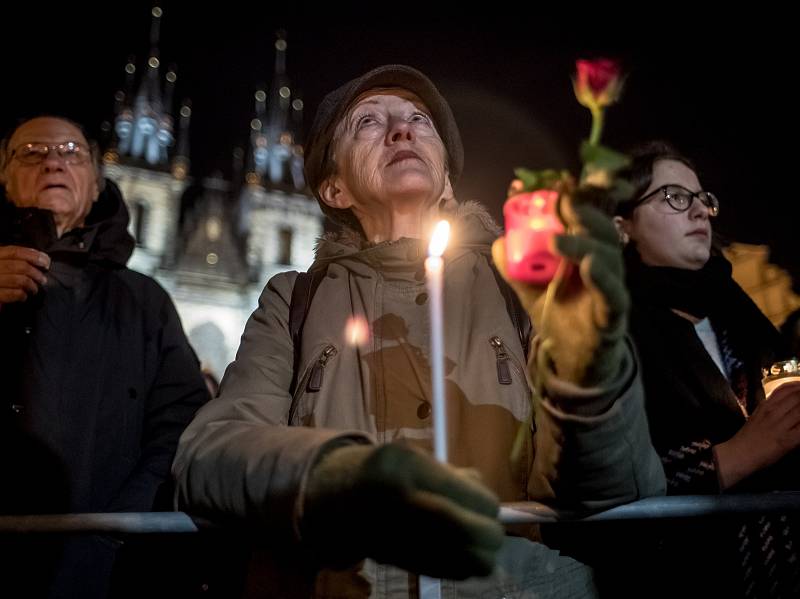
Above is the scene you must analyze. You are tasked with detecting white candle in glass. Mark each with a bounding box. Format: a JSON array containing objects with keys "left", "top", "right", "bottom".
[{"left": 425, "top": 220, "right": 450, "bottom": 463}]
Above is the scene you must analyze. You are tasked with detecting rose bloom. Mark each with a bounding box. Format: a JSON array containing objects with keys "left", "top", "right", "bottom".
[{"left": 574, "top": 58, "right": 622, "bottom": 108}]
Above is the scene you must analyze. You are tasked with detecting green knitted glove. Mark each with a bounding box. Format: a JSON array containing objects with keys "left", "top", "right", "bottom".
[
  {"left": 302, "top": 443, "right": 504, "bottom": 579},
  {"left": 492, "top": 194, "right": 628, "bottom": 388}
]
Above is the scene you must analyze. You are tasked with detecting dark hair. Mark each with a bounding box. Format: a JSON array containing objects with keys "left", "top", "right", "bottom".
[{"left": 616, "top": 140, "right": 696, "bottom": 217}]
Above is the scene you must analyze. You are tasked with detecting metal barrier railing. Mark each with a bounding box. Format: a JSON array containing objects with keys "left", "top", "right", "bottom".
[
  {"left": 499, "top": 491, "right": 800, "bottom": 523},
  {"left": 3, "top": 492, "right": 800, "bottom": 534}
]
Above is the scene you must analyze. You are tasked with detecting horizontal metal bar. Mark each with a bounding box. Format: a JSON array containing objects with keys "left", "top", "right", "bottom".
[
  {"left": 500, "top": 492, "right": 800, "bottom": 524},
  {"left": 2, "top": 493, "right": 800, "bottom": 533},
  {"left": 0, "top": 512, "right": 201, "bottom": 534}
]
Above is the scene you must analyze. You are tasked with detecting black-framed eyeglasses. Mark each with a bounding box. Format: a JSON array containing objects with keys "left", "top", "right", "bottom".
[
  {"left": 634, "top": 184, "right": 720, "bottom": 216},
  {"left": 10, "top": 141, "right": 90, "bottom": 165}
]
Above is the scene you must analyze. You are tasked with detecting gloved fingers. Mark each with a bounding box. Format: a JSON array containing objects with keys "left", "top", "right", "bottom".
[
  {"left": 580, "top": 251, "right": 629, "bottom": 329},
  {"left": 559, "top": 197, "right": 620, "bottom": 246},
  {"left": 554, "top": 234, "right": 623, "bottom": 280},
  {"left": 372, "top": 489, "right": 504, "bottom": 579},
  {"left": 363, "top": 444, "right": 500, "bottom": 519},
  {"left": 305, "top": 444, "right": 503, "bottom": 577},
  {"left": 456, "top": 467, "right": 484, "bottom": 484}
]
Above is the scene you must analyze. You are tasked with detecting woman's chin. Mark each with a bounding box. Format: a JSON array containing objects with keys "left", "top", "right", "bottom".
[{"left": 683, "top": 252, "right": 711, "bottom": 270}]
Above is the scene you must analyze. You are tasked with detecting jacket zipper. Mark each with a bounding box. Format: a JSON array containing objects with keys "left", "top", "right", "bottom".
[
  {"left": 490, "top": 335, "right": 537, "bottom": 442},
  {"left": 288, "top": 344, "right": 337, "bottom": 424},
  {"left": 490, "top": 336, "right": 513, "bottom": 385},
  {"left": 307, "top": 345, "right": 337, "bottom": 392}
]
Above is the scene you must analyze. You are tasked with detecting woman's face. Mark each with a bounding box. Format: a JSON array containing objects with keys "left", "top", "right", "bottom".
[
  {"left": 617, "top": 159, "right": 713, "bottom": 270},
  {"left": 320, "top": 88, "right": 450, "bottom": 219}
]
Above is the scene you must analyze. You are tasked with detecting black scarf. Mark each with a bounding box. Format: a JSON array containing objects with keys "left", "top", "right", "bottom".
[
  {"left": 624, "top": 250, "right": 737, "bottom": 320},
  {"left": 626, "top": 249, "right": 789, "bottom": 409}
]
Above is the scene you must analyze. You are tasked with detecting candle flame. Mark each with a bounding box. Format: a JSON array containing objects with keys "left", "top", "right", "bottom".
[
  {"left": 428, "top": 220, "right": 450, "bottom": 258},
  {"left": 344, "top": 316, "right": 370, "bottom": 346}
]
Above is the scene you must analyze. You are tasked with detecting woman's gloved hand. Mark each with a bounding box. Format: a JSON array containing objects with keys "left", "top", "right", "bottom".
[
  {"left": 302, "top": 442, "right": 504, "bottom": 579},
  {"left": 493, "top": 194, "right": 629, "bottom": 388}
]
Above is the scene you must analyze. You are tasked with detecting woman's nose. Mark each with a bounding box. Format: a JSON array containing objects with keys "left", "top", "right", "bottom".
[{"left": 388, "top": 118, "right": 414, "bottom": 144}]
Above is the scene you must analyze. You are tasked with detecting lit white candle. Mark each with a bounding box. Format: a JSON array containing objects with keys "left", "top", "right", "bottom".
[{"left": 425, "top": 220, "right": 450, "bottom": 463}]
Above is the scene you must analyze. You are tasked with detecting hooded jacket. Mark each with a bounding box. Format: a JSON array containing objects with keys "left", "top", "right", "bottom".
[
  {"left": 174, "top": 200, "right": 664, "bottom": 598},
  {"left": 1, "top": 180, "right": 210, "bottom": 598}
]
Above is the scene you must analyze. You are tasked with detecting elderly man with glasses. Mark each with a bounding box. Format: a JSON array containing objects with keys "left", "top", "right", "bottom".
[{"left": 0, "top": 116, "right": 210, "bottom": 598}]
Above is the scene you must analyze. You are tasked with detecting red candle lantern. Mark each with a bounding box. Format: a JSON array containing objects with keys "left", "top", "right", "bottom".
[{"left": 503, "top": 190, "right": 563, "bottom": 285}]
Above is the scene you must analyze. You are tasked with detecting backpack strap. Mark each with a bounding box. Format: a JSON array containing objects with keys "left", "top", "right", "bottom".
[{"left": 288, "top": 268, "right": 327, "bottom": 396}]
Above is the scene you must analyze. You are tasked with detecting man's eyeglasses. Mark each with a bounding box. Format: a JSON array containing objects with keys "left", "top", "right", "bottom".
[
  {"left": 10, "top": 142, "right": 91, "bottom": 165},
  {"left": 635, "top": 185, "right": 720, "bottom": 216}
]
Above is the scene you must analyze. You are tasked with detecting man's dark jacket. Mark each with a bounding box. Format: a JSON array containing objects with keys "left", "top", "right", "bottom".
[{"left": 0, "top": 180, "right": 210, "bottom": 598}]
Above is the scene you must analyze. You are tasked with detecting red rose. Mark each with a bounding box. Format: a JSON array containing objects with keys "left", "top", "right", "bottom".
[{"left": 574, "top": 58, "right": 623, "bottom": 110}]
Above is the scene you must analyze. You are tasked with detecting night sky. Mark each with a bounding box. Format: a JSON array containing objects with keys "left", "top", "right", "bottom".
[{"left": 3, "top": 4, "right": 796, "bottom": 286}]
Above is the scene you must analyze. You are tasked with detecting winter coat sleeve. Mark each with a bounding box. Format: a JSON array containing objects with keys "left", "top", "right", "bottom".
[
  {"left": 172, "top": 272, "right": 372, "bottom": 544},
  {"left": 528, "top": 337, "right": 667, "bottom": 510}
]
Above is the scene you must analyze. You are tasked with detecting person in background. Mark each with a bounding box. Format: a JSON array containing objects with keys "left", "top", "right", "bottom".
[
  {"left": 609, "top": 140, "right": 800, "bottom": 598},
  {"left": 0, "top": 115, "right": 210, "bottom": 598}
]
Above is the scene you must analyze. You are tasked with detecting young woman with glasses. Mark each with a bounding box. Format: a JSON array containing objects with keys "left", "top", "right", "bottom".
[{"left": 611, "top": 140, "right": 800, "bottom": 597}]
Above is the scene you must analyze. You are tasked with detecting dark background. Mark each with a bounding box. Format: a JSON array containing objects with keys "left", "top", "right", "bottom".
[{"left": 3, "top": 3, "right": 796, "bottom": 287}]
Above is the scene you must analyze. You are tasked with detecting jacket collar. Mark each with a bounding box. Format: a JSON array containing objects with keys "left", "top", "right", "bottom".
[
  {"left": 0, "top": 179, "right": 135, "bottom": 268},
  {"left": 312, "top": 200, "right": 500, "bottom": 272}
]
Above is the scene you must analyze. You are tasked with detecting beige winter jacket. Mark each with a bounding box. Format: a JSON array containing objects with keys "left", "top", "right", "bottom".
[{"left": 173, "top": 201, "right": 665, "bottom": 598}]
